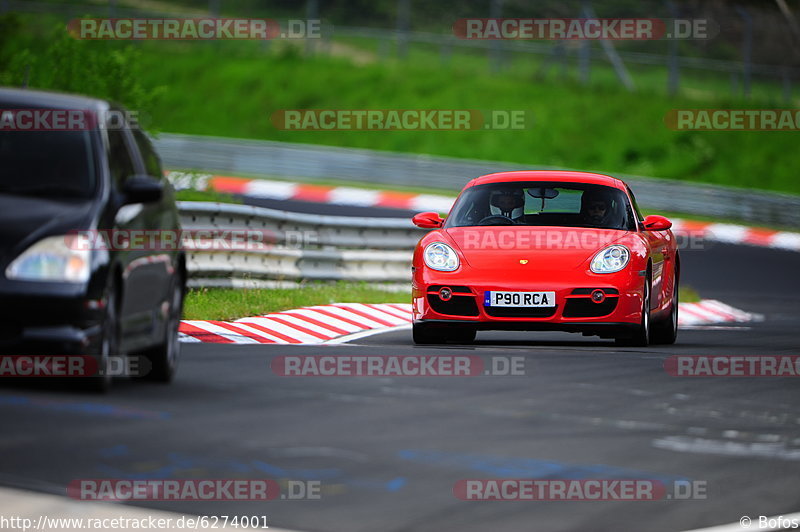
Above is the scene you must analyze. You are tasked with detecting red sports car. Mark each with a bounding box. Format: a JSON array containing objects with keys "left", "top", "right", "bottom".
[{"left": 411, "top": 171, "right": 679, "bottom": 346}]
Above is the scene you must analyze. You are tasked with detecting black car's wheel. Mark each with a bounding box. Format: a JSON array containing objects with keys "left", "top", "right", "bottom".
[
  {"left": 143, "top": 274, "right": 183, "bottom": 382},
  {"left": 651, "top": 278, "right": 679, "bottom": 345},
  {"left": 88, "top": 287, "right": 117, "bottom": 393},
  {"left": 615, "top": 273, "right": 651, "bottom": 347}
]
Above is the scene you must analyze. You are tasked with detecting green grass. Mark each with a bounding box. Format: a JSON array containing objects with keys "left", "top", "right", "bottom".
[
  {"left": 133, "top": 39, "right": 798, "bottom": 196},
  {"left": 183, "top": 282, "right": 410, "bottom": 321},
  {"left": 174, "top": 188, "right": 241, "bottom": 203},
  {"left": 5, "top": 13, "right": 798, "bottom": 195},
  {"left": 680, "top": 286, "right": 701, "bottom": 303}
]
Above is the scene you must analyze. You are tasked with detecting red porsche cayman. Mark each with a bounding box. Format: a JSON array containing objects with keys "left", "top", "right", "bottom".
[{"left": 411, "top": 171, "right": 679, "bottom": 346}]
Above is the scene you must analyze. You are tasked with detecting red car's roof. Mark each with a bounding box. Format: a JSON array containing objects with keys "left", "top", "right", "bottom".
[{"left": 466, "top": 171, "right": 627, "bottom": 190}]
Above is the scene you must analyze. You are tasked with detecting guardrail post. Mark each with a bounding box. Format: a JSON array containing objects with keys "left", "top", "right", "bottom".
[
  {"left": 782, "top": 66, "right": 792, "bottom": 104},
  {"left": 489, "top": 0, "right": 504, "bottom": 73},
  {"left": 306, "top": 0, "right": 319, "bottom": 56},
  {"left": 396, "top": 0, "right": 410, "bottom": 58},
  {"left": 666, "top": 0, "right": 680, "bottom": 96},
  {"left": 440, "top": 38, "right": 453, "bottom": 67},
  {"left": 735, "top": 5, "right": 753, "bottom": 99},
  {"left": 582, "top": 2, "right": 635, "bottom": 91},
  {"left": 578, "top": 1, "right": 592, "bottom": 85}
]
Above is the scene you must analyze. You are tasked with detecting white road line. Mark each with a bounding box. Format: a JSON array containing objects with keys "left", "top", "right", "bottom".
[{"left": 682, "top": 511, "right": 800, "bottom": 531}]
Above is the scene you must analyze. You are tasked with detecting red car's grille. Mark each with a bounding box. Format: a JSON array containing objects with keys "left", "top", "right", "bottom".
[
  {"left": 563, "top": 298, "right": 618, "bottom": 318},
  {"left": 427, "top": 295, "right": 480, "bottom": 317}
]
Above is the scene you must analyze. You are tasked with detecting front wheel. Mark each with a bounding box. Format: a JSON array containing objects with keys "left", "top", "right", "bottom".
[
  {"left": 87, "top": 287, "right": 117, "bottom": 393},
  {"left": 615, "top": 274, "right": 651, "bottom": 347},
  {"left": 651, "top": 279, "right": 679, "bottom": 345},
  {"left": 143, "top": 274, "right": 183, "bottom": 382}
]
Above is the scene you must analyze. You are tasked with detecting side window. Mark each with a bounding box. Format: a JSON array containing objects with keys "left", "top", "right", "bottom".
[
  {"left": 107, "top": 129, "right": 136, "bottom": 185},
  {"left": 626, "top": 186, "right": 645, "bottom": 223},
  {"left": 132, "top": 129, "right": 163, "bottom": 180}
]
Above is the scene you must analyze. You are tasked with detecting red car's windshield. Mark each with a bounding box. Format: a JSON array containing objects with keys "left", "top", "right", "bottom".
[{"left": 445, "top": 181, "right": 637, "bottom": 231}]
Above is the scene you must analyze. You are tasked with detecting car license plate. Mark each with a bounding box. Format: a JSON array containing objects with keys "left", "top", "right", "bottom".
[{"left": 484, "top": 291, "right": 556, "bottom": 307}]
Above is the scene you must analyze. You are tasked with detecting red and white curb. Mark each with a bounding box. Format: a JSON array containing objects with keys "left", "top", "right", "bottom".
[
  {"left": 169, "top": 173, "right": 800, "bottom": 253},
  {"left": 179, "top": 300, "right": 760, "bottom": 344},
  {"left": 171, "top": 173, "right": 455, "bottom": 213},
  {"left": 670, "top": 219, "right": 800, "bottom": 252},
  {"left": 179, "top": 303, "right": 412, "bottom": 344},
  {"left": 678, "top": 299, "right": 763, "bottom": 328}
]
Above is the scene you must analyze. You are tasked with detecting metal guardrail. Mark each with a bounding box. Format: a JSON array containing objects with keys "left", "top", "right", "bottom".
[
  {"left": 161, "top": 134, "right": 800, "bottom": 228},
  {"left": 178, "top": 201, "right": 423, "bottom": 285}
]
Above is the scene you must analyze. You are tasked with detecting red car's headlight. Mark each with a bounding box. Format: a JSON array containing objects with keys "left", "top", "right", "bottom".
[
  {"left": 423, "top": 242, "right": 460, "bottom": 272},
  {"left": 590, "top": 245, "right": 630, "bottom": 274}
]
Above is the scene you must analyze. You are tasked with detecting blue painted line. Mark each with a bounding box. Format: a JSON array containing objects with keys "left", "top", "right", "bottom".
[
  {"left": 0, "top": 395, "right": 169, "bottom": 420},
  {"left": 397, "top": 449, "right": 688, "bottom": 484}
]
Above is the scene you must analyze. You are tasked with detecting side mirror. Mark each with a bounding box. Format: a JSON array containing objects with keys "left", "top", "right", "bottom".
[
  {"left": 412, "top": 211, "right": 444, "bottom": 229},
  {"left": 123, "top": 175, "right": 163, "bottom": 204},
  {"left": 642, "top": 214, "right": 672, "bottom": 231}
]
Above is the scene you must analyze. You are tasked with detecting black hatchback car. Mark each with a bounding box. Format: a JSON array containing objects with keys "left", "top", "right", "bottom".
[{"left": 0, "top": 88, "right": 185, "bottom": 391}]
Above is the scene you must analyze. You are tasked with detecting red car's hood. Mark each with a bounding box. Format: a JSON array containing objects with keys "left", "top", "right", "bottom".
[{"left": 445, "top": 226, "right": 632, "bottom": 271}]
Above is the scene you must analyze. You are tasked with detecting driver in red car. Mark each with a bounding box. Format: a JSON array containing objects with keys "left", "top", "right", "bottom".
[
  {"left": 581, "top": 191, "right": 614, "bottom": 226},
  {"left": 489, "top": 188, "right": 525, "bottom": 221}
]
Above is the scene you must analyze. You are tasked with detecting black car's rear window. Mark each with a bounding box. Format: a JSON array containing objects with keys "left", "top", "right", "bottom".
[{"left": 0, "top": 129, "right": 96, "bottom": 199}]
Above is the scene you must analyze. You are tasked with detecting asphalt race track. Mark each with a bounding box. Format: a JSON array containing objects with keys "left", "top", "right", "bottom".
[{"left": 1, "top": 239, "right": 799, "bottom": 531}]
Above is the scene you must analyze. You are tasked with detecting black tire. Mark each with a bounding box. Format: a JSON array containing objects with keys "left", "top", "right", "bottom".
[
  {"left": 448, "top": 327, "right": 476, "bottom": 344},
  {"left": 143, "top": 274, "right": 183, "bottom": 382},
  {"left": 412, "top": 322, "right": 443, "bottom": 344},
  {"left": 87, "top": 287, "right": 117, "bottom": 393},
  {"left": 413, "top": 323, "right": 475, "bottom": 344},
  {"left": 615, "top": 273, "right": 651, "bottom": 347},
  {"left": 651, "top": 278, "right": 679, "bottom": 345}
]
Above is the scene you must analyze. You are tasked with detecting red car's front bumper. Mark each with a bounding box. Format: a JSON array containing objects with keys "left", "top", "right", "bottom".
[{"left": 412, "top": 267, "right": 646, "bottom": 337}]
